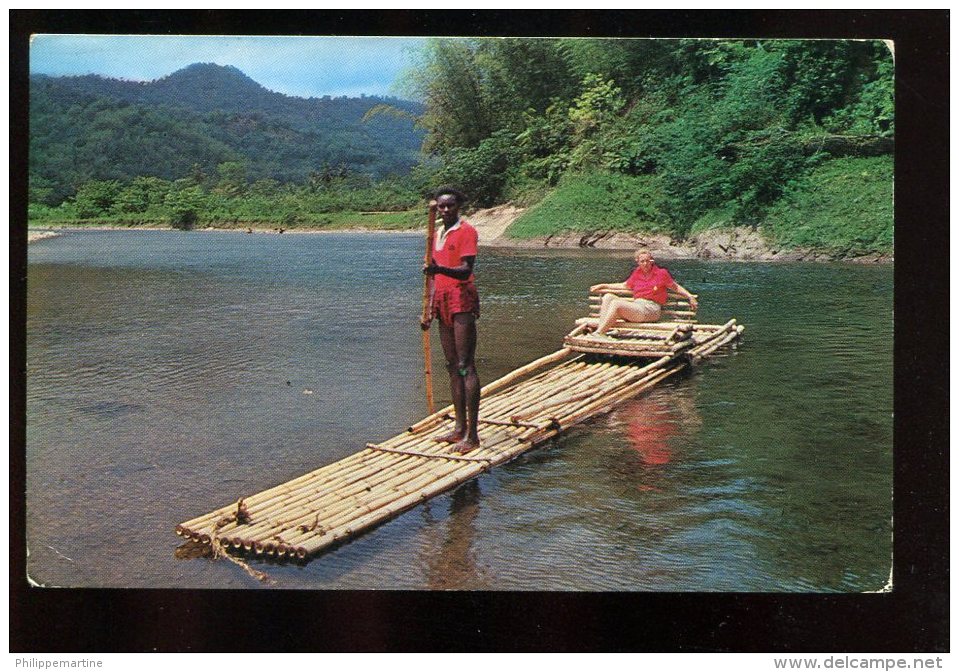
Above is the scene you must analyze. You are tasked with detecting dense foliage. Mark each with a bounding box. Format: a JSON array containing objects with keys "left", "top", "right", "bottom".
[
  {"left": 30, "top": 63, "right": 425, "bottom": 204},
  {"left": 405, "top": 38, "right": 893, "bottom": 238}
]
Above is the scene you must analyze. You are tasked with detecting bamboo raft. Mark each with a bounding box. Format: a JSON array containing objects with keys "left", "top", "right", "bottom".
[{"left": 176, "top": 288, "right": 744, "bottom": 561}]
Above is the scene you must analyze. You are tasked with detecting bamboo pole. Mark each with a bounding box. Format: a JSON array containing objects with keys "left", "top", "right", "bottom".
[
  {"left": 480, "top": 361, "right": 594, "bottom": 418},
  {"left": 491, "top": 367, "right": 614, "bottom": 423},
  {"left": 475, "top": 417, "right": 544, "bottom": 429},
  {"left": 687, "top": 320, "right": 737, "bottom": 355},
  {"left": 567, "top": 343, "right": 681, "bottom": 358},
  {"left": 533, "top": 364, "right": 684, "bottom": 441},
  {"left": 210, "top": 449, "right": 431, "bottom": 539},
  {"left": 543, "top": 363, "right": 672, "bottom": 424},
  {"left": 421, "top": 200, "right": 438, "bottom": 414},
  {"left": 296, "top": 462, "right": 490, "bottom": 557},
  {"left": 513, "top": 357, "right": 668, "bottom": 422},
  {"left": 206, "top": 448, "right": 405, "bottom": 522},
  {"left": 512, "top": 385, "right": 612, "bottom": 422},
  {"left": 478, "top": 359, "right": 585, "bottom": 414},
  {"left": 262, "top": 428, "right": 521, "bottom": 541},
  {"left": 513, "top": 361, "right": 628, "bottom": 405},
  {"left": 246, "top": 443, "right": 448, "bottom": 517},
  {"left": 177, "top": 445, "right": 397, "bottom": 532},
  {"left": 514, "top": 360, "right": 672, "bottom": 442},
  {"left": 177, "top": 461, "right": 352, "bottom": 532},
  {"left": 230, "top": 458, "right": 446, "bottom": 546},
  {"left": 366, "top": 443, "right": 493, "bottom": 463},
  {"left": 280, "top": 451, "right": 490, "bottom": 550},
  {"left": 566, "top": 334, "right": 679, "bottom": 353},
  {"left": 471, "top": 362, "right": 589, "bottom": 421},
  {"left": 536, "top": 358, "right": 671, "bottom": 419},
  {"left": 574, "top": 317, "right": 715, "bottom": 332},
  {"left": 244, "top": 427, "right": 526, "bottom": 551},
  {"left": 690, "top": 326, "right": 742, "bottom": 360},
  {"left": 477, "top": 348, "right": 576, "bottom": 397}
]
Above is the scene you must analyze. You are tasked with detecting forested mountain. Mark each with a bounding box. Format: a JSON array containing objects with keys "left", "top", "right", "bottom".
[{"left": 30, "top": 63, "right": 425, "bottom": 203}]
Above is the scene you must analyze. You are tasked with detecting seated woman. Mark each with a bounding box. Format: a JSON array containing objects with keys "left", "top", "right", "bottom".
[{"left": 590, "top": 251, "right": 698, "bottom": 335}]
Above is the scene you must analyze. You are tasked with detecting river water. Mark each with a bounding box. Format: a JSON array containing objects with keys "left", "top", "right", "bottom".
[{"left": 25, "top": 230, "right": 893, "bottom": 591}]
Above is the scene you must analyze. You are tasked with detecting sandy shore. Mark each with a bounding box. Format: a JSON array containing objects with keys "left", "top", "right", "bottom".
[{"left": 28, "top": 230, "right": 62, "bottom": 243}]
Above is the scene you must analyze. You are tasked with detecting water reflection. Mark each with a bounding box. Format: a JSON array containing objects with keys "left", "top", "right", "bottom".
[
  {"left": 420, "top": 480, "right": 487, "bottom": 590},
  {"left": 619, "top": 391, "right": 702, "bottom": 468}
]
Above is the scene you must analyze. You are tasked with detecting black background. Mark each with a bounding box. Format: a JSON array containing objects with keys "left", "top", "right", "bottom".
[{"left": 9, "top": 9, "right": 949, "bottom": 652}]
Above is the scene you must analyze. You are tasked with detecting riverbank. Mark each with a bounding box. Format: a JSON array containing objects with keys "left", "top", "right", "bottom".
[
  {"left": 486, "top": 156, "right": 893, "bottom": 263},
  {"left": 468, "top": 206, "right": 892, "bottom": 263},
  {"left": 28, "top": 203, "right": 892, "bottom": 263}
]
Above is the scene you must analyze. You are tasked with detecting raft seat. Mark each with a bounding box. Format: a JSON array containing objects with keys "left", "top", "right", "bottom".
[
  {"left": 587, "top": 287, "right": 698, "bottom": 324},
  {"left": 565, "top": 288, "right": 701, "bottom": 358}
]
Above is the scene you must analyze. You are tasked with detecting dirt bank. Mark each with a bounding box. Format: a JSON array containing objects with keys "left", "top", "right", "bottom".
[
  {"left": 466, "top": 204, "right": 527, "bottom": 244},
  {"left": 470, "top": 205, "right": 892, "bottom": 263},
  {"left": 28, "top": 230, "right": 62, "bottom": 243}
]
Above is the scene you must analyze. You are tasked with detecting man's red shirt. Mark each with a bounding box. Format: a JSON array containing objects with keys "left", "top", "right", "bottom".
[{"left": 433, "top": 219, "right": 478, "bottom": 290}]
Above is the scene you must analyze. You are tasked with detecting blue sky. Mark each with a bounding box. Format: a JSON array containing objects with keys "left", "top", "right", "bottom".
[{"left": 29, "top": 35, "right": 428, "bottom": 99}]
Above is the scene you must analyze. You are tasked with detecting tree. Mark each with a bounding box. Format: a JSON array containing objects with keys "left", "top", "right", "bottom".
[
  {"left": 74, "top": 180, "right": 122, "bottom": 218},
  {"left": 164, "top": 184, "right": 206, "bottom": 229},
  {"left": 214, "top": 161, "right": 248, "bottom": 196},
  {"left": 114, "top": 176, "right": 171, "bottom": 214},
  {"left": 402, "top": 39, "right": 494, "bottom": 152}
]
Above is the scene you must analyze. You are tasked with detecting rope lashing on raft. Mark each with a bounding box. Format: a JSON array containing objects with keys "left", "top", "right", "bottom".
[{"left": 206, "top": 498, "right": 273, "bottom": 583}]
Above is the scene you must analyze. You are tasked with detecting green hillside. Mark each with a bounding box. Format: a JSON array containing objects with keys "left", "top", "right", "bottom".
[
  {"left": 761, "top": 155, "right": 893, "bottom": 254},
  {"left": 507, "top": 155, "right": 892, "bottom": 256}
]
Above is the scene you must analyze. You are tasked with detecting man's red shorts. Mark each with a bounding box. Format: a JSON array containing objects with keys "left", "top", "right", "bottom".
[{"left": 432, "top": 282, "right": 480, "bottom": 326}]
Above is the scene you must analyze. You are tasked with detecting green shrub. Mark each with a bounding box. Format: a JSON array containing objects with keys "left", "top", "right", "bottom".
[
  {"left": 505, "top": 172, "right": 668, "bottom": 239},
  {"left": 763, "top": 156, "right": 893, "bottom": 254},
  {"left": 430, "top": 129, "right": 518, "bottom": 207},
  {"left": 164, "top": 185, "right": 206, "bottom": 229},
  {"left": 74, "top": 180, "right": 123, "bottom": 218}
]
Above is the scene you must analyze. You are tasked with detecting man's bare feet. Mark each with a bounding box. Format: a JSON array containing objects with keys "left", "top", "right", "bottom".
[
  {"left": 452, "top": 438, "right": 480, "bottom": 454},
  {"left": 434, "top": 430, "right": 465, "bottom": 443}
]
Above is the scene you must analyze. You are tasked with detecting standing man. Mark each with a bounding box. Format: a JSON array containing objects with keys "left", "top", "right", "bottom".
[{"left": 422, "top": 187, "right": 481, "bottom": 453}]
